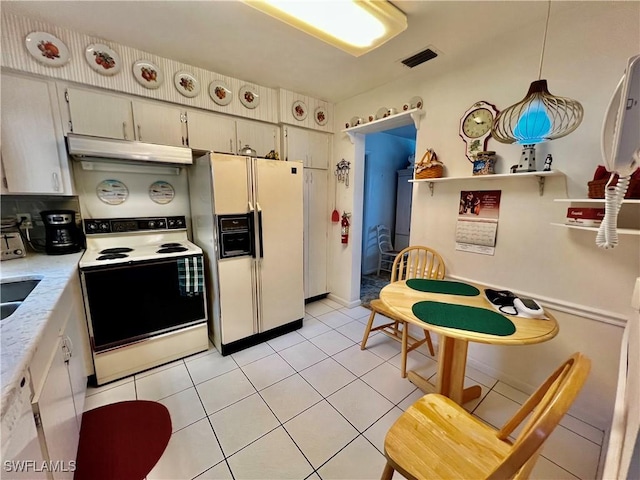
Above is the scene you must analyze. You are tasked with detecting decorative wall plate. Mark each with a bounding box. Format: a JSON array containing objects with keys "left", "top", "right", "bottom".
[
  {"left": 209, "top": 80, "right": 232, "bottom": 106},
  {"left": 25, "top": 32, "right": 70, "bottom": 67},
  {"left": 174, "top": 71, "right": 200, "bottom": 98},
  {"left": 410, "top": 96, "right": 424, "bottom": 109},
  {"left": 239, "top": 85, "right": 259, "bottom": 109},
  {"left": 97, "top": 179, "right": 128, "bottom": 205},
  {"left": 314, "top": 106, "right": 328, "bottom": 126},
  {"left": 132, "top": 60, "right": 163, "bottom": 89},
  {"left": 149, "top": 181, "right": 175, "bottom": 204},
  {"left": 85, "top": 43, "right": 121, "bottom": 75},
  {"left": 375, "top": 107, "right": 388, "bottom": 120},
  {"left": 292, "top": 100, "right": 307, "bottom": 121}
]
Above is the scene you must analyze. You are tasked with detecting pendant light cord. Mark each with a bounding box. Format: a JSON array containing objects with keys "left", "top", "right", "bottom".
[{"left": 538, "top": 0, "right": 552, "bottom": 80}]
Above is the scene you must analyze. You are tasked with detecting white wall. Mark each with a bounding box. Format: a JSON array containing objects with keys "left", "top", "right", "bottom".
[
  {"left": 330, "top": 1, "right": 640, "bottom": 430},
  {"left": 72, "top": 162, "right": 191, "bottom": 220}
]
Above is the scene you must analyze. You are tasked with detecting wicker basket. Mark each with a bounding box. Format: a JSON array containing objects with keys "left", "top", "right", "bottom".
[
  {"left": 588, "top": 177, "right": 640, "bottom": 199},
  {"left": 415, "top": 149, "right": 444, "bottom": 179},
  {"left": 416, "top": 164, "right": 444, "bottom": 179}
]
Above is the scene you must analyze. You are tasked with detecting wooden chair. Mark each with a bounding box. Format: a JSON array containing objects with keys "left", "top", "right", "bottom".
[
  {"left": 381, "top": 352, "right": 591, "bottom": 480},
  {"left": 361, "top": 246, "right": 445, "bottom": 377},
  {"left": 376, "top": 225, "right": 398, "bottom": 276}
]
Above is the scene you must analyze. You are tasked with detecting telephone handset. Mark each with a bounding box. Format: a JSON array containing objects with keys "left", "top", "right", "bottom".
[
  {"left": 485, "top": 289, "right": 517, "bottom": 307},
  {"left": 597, "top": 54, "right": 640, "bottom": 249},
  {"left": 484, "top": 289, "right": 545, "bottom": 318}
]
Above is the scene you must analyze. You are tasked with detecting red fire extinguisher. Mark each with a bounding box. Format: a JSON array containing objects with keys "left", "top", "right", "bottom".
[{"left": 341, "top": 212, "right": 351, "bottom": 244}]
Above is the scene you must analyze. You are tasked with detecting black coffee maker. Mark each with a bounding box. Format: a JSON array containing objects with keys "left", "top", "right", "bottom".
[{"left": 41, "top": 210, "right": 84, "bottom": 255}]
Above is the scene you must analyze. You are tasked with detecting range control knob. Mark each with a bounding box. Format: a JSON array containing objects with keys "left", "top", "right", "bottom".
[
  {"left": 148, "top": 221, "right": 156, "bottom": 228},
  {"left": 14, "top": 249, "right": 23, "bottom": 255}
]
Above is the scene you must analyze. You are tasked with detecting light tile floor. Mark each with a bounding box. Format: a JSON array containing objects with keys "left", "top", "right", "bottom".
[{"left": 83, "top": 299, "right": 604, "bottom": 480}]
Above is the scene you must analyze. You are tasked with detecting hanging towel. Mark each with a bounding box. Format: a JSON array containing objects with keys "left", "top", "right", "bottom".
[{"left": 178, "top": 256, "right": 204, "bottom": 296}]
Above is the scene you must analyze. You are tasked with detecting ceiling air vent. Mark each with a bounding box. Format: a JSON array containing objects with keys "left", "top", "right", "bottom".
[{"left": 401, "top": 48, "right": 438, "bottom": 68}]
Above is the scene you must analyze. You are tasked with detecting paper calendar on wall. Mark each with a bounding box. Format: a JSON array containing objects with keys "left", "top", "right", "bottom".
[{"left": 456, "top": 190, "right": 501, "bottom": 255}]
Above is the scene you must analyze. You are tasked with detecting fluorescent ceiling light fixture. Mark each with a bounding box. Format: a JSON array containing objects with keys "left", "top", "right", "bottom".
[{"left": 245, "top": 1, "right": 407, "bottom": 56}]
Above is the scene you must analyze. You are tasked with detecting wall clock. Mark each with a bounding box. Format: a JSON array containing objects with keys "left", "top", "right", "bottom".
[{"left": 459, "top": 101, "right": 499, "bottom": 162}]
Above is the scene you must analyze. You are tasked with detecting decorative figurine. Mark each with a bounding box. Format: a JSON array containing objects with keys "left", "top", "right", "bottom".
[{"left": 543, "top": 154, "right": 553, "bottom": 171}]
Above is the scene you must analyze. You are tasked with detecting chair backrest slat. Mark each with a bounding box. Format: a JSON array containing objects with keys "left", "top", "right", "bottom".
[
  {"left": 376, "top": 225, "right": 395, "bottom": 254},
  {"left": 391, "top": 246, "right": 445, "bottom": 282},
  {"left": 488, "top": 353, "right": 591, "bottom": 479}
]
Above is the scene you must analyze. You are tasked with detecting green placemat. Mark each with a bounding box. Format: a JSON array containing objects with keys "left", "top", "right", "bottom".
[
  {"left": 412, "top": 301, "right": 516, "bottom": 336},
  {"left": 406, "top": 279, "right": 480, "bottom": 296}
]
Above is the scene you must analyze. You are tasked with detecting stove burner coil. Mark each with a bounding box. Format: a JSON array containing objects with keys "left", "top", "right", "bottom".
[
  {"left": 97, "top": 253, "right": 129, "bottom": 260},
  {"left": 160, "top": 243, "right": 183, "bottom": 248},
  {"left": 99, "top": 247, "right": 134, "bottom": 254},
  {"left": 157, "top": 247, "right": 188, "bottom": 253}
]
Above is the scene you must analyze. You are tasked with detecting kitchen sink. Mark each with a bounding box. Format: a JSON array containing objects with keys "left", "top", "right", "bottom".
[
  {"left": 1, "top": 302, "right": 22, "bottom": 321},
  {"left": 1, "top": 279, "right": 41, "bottom": 303},
  {"left": 0, "top": 279, "right": 41, "bottom": 321}
]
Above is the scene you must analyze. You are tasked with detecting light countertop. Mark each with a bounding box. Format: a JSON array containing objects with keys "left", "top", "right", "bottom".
[{"left": 0, "top": 252, "right": 83, "bottom": 449}]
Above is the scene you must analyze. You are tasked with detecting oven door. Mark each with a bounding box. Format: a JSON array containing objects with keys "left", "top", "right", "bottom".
[{"left": 80, "top": 255, "right": 207, "bottom": 352}]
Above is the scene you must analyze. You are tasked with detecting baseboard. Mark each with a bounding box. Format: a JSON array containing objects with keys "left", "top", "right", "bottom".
[{"left": 326, "top": 293, "right": 362, "bottom": 308}]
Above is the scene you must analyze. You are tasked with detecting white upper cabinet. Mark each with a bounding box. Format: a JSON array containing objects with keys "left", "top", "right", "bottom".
[
  {"left": 188, "top": 110, "right": 280, "bottom": 158},
  {"left": 64, "top": 87, "right": 187, "bottom": 147},
  {"left": 1, "top": 72, "right": 73, "bottom": 195},
  {"left": 284, "top": 126, "right": 330, "bottom": 169},
  {"left": 236, "top": 119, "right": 279, "bottom": 158},
  {"left": 187, "top": 109, "right": 237, "bottom": 154},
  {"left": 66, "top": 87, "right": 135, "bottom": 140},
  {"left": 132, "top": 100, "right": 187, "bottom": 147}
]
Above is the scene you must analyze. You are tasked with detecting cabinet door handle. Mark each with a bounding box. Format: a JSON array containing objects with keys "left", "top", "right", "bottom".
[
  {"left": 52, "top": 173, "right": 60, "bottom": 192},
  {"left": 137, "top": 125, "right": 142, "bottom": 141},
  {"left": 123, "top": 122, "right": 128, "bottom": 140},
  {"left": 230, "top": 139, "right": 233, "bottom": 152}
]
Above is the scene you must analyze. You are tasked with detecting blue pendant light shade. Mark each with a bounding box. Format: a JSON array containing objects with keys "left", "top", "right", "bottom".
[
  {"left": 491, "top": 79, "right": 583, "bottom": 145},
  {"left": 491, "top": 1, "right": 584, "bottom": 146}
]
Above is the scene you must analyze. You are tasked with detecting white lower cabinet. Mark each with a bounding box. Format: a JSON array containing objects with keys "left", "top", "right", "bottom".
[
  {"left": 304, "top": 169, "right": 329, "bottom": 299},
  {"left": 1, "top": 372, "right": 48, "bottom": 479},
  {"left": 3, "top": 276, "right": 89, "bottom": 480},
  {"left": 31, "top": 335, "right": 79, "bottom": 480}
]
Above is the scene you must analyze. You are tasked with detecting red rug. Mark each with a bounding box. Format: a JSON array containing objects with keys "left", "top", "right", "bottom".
[{"left": 74, "top": 400, "right": 172, "bottom": 480}]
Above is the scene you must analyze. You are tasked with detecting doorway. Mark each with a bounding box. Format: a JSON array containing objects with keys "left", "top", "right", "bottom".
[{"left": 360, "top": 125, "right": 416, "bottom": 307}]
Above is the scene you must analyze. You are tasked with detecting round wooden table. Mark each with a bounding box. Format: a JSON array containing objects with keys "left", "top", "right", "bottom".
[{"left": 379, "top": 280, "right": 559, "bottom": 404}]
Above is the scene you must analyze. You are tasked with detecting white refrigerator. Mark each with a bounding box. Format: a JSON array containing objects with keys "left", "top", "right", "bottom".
[{"left": 189, "top": 152, "right": 305, "bottom": 354}]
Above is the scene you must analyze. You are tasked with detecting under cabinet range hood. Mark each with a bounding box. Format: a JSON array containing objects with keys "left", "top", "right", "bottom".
[{"left": 66, "top": 133, "right": 193, "bottom": 165}]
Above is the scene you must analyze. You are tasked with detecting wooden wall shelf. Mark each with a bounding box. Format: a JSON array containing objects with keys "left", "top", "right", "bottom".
[
  {"left": 342, "top": 108, "right": 425, "bottom": 143},
  {"left": 410, "top": 170, "right": 563, "bottom": 196}
]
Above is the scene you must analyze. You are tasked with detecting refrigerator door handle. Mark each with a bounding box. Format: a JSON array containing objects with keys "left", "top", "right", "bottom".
[
  {"left": 256, "top": 202, "right": 264, "bottom": 259},
  {"left": 251, "top": 258, "right": 259, "bottom": 334}
]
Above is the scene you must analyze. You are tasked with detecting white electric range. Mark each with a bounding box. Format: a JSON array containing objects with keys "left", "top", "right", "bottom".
[{"left": 79, "top": 216, "right": 209, "bottom": 385}]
